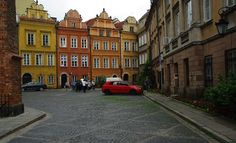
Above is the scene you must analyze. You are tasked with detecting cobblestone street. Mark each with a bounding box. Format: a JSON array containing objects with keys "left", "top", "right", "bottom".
[{"left": 7, "top": 89, "right": 210, "bottom": 143}]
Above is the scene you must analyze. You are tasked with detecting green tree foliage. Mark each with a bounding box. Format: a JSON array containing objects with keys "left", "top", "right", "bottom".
[{"left": 204, "top": 74, "right": 236, "bottom": 111}]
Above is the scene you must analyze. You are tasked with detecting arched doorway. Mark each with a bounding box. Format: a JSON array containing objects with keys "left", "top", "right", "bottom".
[
  {"left": 123, "top": 74, "right": 129, "bottom": 81},
  {"left": 61, "top": 74, "right": 67, "bottom": 88},
  {"left": 113, "top": 75, "right": 117, "bottom": 78},
  {"left": 22, "top": 73, "right": 32, "bottom": 84}
]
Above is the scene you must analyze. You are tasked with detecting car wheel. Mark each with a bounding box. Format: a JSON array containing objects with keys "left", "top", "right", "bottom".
[
  {"left": 129, "top": 90, "right": 137, "bottom": 95},
  {"left": 39, "top": 87, "right": 44, "bottom": 91},
  {"left": 105, "top": 90, "right": 111, "bottom": 95}
]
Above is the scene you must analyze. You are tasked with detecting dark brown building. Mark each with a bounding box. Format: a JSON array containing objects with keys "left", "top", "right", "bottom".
[{"left": 0, "top": 0, "right": 24, "bottom": 117}]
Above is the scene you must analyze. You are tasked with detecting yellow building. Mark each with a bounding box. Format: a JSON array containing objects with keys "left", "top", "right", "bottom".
[
  {"left": 117, "top": 17, "right": 139, "bottom": 83},
  {"left": 18, "top": 1, "right": 57, "bottom": 88}
]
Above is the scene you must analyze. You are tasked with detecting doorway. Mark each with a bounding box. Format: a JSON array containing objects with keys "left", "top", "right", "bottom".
[
  {"left": 61, "top": 74, "right": 67, "bottom": 88},
  {"left": 22, "top": 73, "right": 32, "bottom": 84},
  {"left": 123, "top": 74, "right": 129, "bottom": 81}
]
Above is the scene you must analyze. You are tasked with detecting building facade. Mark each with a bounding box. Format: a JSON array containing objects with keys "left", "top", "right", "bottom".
[
  {"left": 87, "top": 9, "right": 121, "bottom": 82},
  {"left": 18, "top": 1, "right": 57, "bottom": 88},
  {"left": 57, "top": 10, "right": 89, "bottom": 88},
  {"left": 117, "top": 17, "right": 139, "bottom": 83},
  {"left": 0, "top": 0, "right": 24, "bottom": 117},
  {"left": 147, "top": 0, "right": 236, "bottom": 96}
]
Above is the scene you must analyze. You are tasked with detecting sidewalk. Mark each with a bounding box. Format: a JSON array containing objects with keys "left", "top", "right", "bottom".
[
  {"left": 144, "top": 91, "right": 236, "bottom": 143},
  {"left": 0, "top": 107, "right": 46, "bottom": 140}
]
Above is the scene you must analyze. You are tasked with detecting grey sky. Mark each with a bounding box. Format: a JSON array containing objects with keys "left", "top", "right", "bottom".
[{"left": 38, "top": 0, "right": 150, "bottom": 22}]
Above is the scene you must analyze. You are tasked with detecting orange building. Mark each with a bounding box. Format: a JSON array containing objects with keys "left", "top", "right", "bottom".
[
  {"left": 87, "top": 9, "right": 121, "bottom": 82},
  {"left": 57, "top": 10, "right": 89, "bottom": 88}
]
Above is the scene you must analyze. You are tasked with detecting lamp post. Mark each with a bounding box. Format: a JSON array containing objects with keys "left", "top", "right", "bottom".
[{"left": 215, "top": 7, "right": 229, "bottom": 35}]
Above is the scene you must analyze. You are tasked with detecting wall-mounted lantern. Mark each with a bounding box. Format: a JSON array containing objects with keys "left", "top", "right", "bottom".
[{"left": 215, "top": 7, "right": 230, "bottom": 35}]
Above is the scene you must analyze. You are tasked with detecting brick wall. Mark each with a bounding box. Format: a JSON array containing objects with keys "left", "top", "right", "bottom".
[{"left": 0, "top": 0, "right": 24, "bottom": 117}]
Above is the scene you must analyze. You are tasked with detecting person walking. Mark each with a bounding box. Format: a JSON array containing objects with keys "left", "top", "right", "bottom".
[{"left": 81, "top": 78, "right": 87, "bottom": 93}]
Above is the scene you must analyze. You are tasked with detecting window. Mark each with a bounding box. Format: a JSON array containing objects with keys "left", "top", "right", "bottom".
[
  {"left": 204, "top": 56, "right": 213, "bottom": 87},
  {"left": 174, "top": 7, "right": 180, "bottom": 36},
  {"left": 81, "top": 55, "right": 88, "bottom": 67},
  {"left": 94, "top": 41, "right": 99, "bottom": 50},
  {"left": 27, "top": 32, "right": 34, "bottom": 45},
  {"left": 166, "top": 15, "right": 171, "bottom": 38},
  {"left": 81, "top": 37, "right": 87, "bottom": 48},
  {"left": 42, "top": 34, "right": 49, "bottom": 46},
  {"left": 124, "top": 41, "right": 130, "bottom": 51},
  {"left": 185, "top": 0, "right": 192, "bottom": 28},
  {"left": 103, "top": 41, "right": 108, "bottom": 50},
  {"left": 165, "top": 0, "right": 171, "bottom": 8},
  {"left": 203, "top": 0, "right": 212, "bottom": 22},
  {"left": 35, "top": 54, "right": 43, "bottom": 66},
  {"left": 226, "top": 0, "right": 236, "bottom": 6},
  {"left": 60, "top": 55, "right": 67, "bottom": 67},
  {"left": 226, "top": 49, "right": 236, "bottom": 75},
  {"left": 99, "top": 30, "right": 104, "bottom": 36},
  {"left": 130, "top": 26, "right": 134, "bottom": 32},
  {"left": 60, "top": 36, "right": 66, "bottom": 47},
  {"left": 112, "top": 42, "right": 117, "bottom": 51},
  {"left": 124, "top": 58, "right": 130, "bottom": 68},
  {"left": 71, "top": 37, "right": 77, "bottom": 48},
  {"left": 72, "top": 75, "right": 77, "bottom": 82},
  {"left": 132, "top": 58, "right": 138, "bottom": 68},
  {"left": 38, "top": 75, "right": 44, "bottom": 84},
  {"left": 106, "top": 30, "right": 111, "bottom": 37},
  {"left": 112, "top": 58, "right": 118, "bottom": 68},
  {"left": 103, "top": 58, "right": 109, "bottom": 68},
  {"left": 94, "top": 58, "right": 100, "bottom": 68},
  {"left": 48, "top": 75, "right": 54, "bottom": 84},
  {"left": 71, "top": 55, "right": 78, "bottom": 67},
  {"left": 132, "top": 42, "right": 137, "bottom": 51},
  {"left": 48, "top": 54, "right": 54, "bottom": 66},
  {"left": 23, "top": 53, "right": 30, "bottom": 65}
]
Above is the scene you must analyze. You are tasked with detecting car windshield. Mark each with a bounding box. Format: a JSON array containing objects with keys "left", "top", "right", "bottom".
[{"left": 112, "top": 81, "right": 130, "bottom": 86}]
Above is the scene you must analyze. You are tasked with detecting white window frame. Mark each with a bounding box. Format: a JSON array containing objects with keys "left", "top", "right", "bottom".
[
  {"left": 27, "top": 32, "right": 35, "bottom": 45},
  {"left": 203, "top": 0, "right": 212, "bottom": 22},
  {"left": 48, "top": 54, "right": 54, "bottom": 66},
  {"left": 81, "top": 55, "right": 88, "bottom": 67},
  {"left": 42, "top": 33, "right": 49, "bottom": 46},
  {"left": 132, "top": 58, "right": 138, "bottom": 68},
  {"left": 60, "top": 54, "right": 67, "bottom": 67},
  {"left": 103, "top": 41, "right": 108, "bottom": 50},
  {"left": 124, "top": 58, "right": 130, "bottom": 68},
  {"left": 81, "top": 37, "right": 87, "bottom": 48},
  {"left": 48, "top": 75, "right": 54, "bottom": 84},
  {"left": 112, "top": 42, "right": 117, "bottom": 51},
  {"left": 35, "top": 54, "right": 43, "bottom": 66},
  {"left": 60, "top": 36, "right": 67, "bottom": 47},
  {"left": 186, "top": 0, "right": 192, "bottom": 28},
  {"left": 94, "top": 58, "right": 100, "bottom": 68},
  {"left": 112, "top": 58, "right": 118, "bottom": 68},
  {"left": 71, "top": 55, "right": 78, "bottom": 67},
  {"left": 23, "top": 53, "right": 30, "bottom": 65},
  {"left": 71, "top": 37, "right": 77, "bottom": 48},
  {"left": 124, "top": 41, "right": 130, "bottom": 51},
  {"left": 103, "top": 58, "right": 109, "bottom": 68},
  {"left": 38, "top": 75, "right": 44, "bottom": 84},
  {"left": 94, "top": 41, "right": 99, "bottom": 50}
]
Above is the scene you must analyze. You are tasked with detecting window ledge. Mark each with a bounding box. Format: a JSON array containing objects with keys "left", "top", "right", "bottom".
[{"left": 200, "top": 19, "right": 213, "bottom": 29}]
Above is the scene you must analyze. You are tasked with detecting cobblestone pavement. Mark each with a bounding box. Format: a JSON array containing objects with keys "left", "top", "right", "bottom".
[{"left": 7, "top": 89, "right": 211, "bottom": 143}]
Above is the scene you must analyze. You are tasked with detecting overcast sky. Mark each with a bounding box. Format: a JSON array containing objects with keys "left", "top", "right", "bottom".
[{"left": 38, "top": 0, "right": 150, "bottom": 22}]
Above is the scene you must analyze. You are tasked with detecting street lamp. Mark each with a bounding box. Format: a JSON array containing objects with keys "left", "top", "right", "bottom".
[{"left": 215, "top": 7, "right": 229, "bottom": 35}]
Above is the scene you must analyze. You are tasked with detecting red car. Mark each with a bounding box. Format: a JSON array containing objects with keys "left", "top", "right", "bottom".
[{"left": 102, "top": 81, "right": 143, "bottom": 95}]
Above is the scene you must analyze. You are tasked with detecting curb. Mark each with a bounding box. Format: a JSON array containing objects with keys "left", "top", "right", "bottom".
[
  {"left": 144, "top": 93, "right": 234, "bottom": 143},
  {"left": 0, "top": 113, "right": 46, "bottom": 140}
]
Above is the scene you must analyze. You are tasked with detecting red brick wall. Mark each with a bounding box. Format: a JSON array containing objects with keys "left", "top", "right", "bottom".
[{"left": 0, "top": 0, "right": 24, "bottom": 116}]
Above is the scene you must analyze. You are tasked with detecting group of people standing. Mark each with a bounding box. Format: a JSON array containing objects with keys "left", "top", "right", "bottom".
[{"left": 70, "top": 79, "right": 95, "bottom": 93}]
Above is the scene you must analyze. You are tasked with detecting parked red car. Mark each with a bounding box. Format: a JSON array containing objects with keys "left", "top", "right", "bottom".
[{"left": 102, "top": 81, "right": 143, "bottom": 95}]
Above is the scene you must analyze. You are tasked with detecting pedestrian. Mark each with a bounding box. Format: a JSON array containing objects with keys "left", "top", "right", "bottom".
[
  {"left": 92, "top": 80, "right": 95, "bottom": 90},
  {"left": 65, "top": 81, "right": 70, "bottom": 91},
  {"left": 81, "top": 78, "right": 87, "bottom": 93}
]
